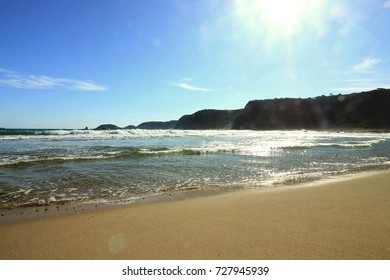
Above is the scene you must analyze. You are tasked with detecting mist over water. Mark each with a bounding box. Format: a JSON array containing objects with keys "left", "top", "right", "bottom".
[{"left": 1, "top": 129, "right": 389, "bottom": 209}]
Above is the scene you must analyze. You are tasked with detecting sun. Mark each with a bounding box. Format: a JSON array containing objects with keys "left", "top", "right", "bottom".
[
  {"left": 260, "top": 0, "right": 308, "bottom": 28},
  {"left": 235, "top": 0, "right": 313, "bottom": 36}
]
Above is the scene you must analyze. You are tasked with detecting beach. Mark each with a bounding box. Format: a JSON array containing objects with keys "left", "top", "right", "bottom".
[{"left": 0, "top": 170, "right": 389, "bottom": 260}]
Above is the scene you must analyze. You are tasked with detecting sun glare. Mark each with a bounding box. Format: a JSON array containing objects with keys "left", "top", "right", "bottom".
[
  {"left": 266, "top": 0, "right": 306, "bottom": 22},
  {"left": 260, "top": 0, "right": 307, "bottom": 27},
  {"left": 235, "top": 0, "right": 314, "bottom": 36}
]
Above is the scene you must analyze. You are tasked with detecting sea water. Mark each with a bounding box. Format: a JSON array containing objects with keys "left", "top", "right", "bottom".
[{"left": 0, "top": 129, "right": 389, "bottom": 209}]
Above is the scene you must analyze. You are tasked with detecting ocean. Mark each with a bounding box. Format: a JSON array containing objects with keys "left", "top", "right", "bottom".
[{"left": 0, "top": 129, "right": 389, "bottom": 209}]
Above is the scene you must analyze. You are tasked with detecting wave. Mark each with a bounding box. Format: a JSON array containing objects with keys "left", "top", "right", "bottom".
[
  {"left": 0, "top": 129, "right": 55, "bottom": 137},
  {"left": 0, "top": 147, "right": 209, "bottom": 167},
  {"left": 1, "top": 130, "right": 389, "bottom": 168},
  {"left": 278, "top": 138, "right": 386, "bottom": 151},
  {"left": 2, "top": 129, "right": 390, "bottom": 144},
  {"left": 0, "top": 128, "right": 240, "bottom": 140},
  {"left": 1, "top": 136, "right": 389, "bottom": 167}
]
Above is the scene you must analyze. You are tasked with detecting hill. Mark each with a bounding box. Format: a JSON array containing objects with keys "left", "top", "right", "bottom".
[
  {"left": 137, "top": 120, "right": 177, "bottom": 129},
  {"left": 174, "top": 109, "right": 242, "bottom": 130},
  {"left": 232, "top": 88, "right": 390, "bottom": 130},
  {"left": 95, "top": 89, "right": 390, "bottom": 131}
]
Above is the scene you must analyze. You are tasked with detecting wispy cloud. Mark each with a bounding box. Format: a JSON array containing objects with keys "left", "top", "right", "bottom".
[
  {"left": 0, "top": 68, "right": 107, "bottom": 91},
  {"left": 330, "top": 58, "right": 390, "bottom": 93},
  {"left": 168, "top": 78, "right": 211, "bottom": 92},
  {"left": 333, "top": 85, "right": 390, "bottom": 93},
  {"left": 332, "top": 77, "right": 390, "bottom": 93},
  {"left": 384, "top": 1, "right": 390, "bottom": 8},
  {"left": 351, "top": 57, "right": 382, "bottom": 72},
  {"left": 175, "top": 82, "right": 211, "bottom": 92}
]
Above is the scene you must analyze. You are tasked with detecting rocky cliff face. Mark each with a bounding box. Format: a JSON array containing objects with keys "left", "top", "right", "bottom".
[
  {"left": 174, "top": 109, "right": 242, "bottom": 130},
  {"left": 232, "top": 89, "right": 390, "bottom": 130}
]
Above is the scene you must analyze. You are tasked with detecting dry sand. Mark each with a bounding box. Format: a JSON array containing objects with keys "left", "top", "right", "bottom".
[{"left": 0, "top": 171, "right": 390, "bottom": 260}]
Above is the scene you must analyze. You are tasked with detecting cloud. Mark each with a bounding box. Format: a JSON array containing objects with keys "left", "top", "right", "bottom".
[
  {"left": 0, "top": 68, "right": 107, "bottom": 91},
  {"left": 351, "top": 57, "right": 382, "bottom": 72},
  {"left": 169, "top": 79, "right": 211, "bottom": 92},
  {"left": 384, "top": 1, "right": 390, "bottom": 8},
  {"left": 175, "top": 82, "right": 211, "bottom": 92},
  {"left": 332, "top": 76, "right": 390, "bottom": 93},
  {"left": 331, "top": 57, "right": 389, "bottom": 93},
  {"left": 333, "top": 84, "right": 390, "bottom": 93}
]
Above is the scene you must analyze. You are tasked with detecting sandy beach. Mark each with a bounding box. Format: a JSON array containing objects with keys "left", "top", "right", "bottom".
[{"left": 0, "top": 171, "right": 390, "bottom": 260}]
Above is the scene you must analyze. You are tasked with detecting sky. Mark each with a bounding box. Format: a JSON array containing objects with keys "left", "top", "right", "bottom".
[{"left": 1, "top": 0, "right": 390, "bottom": 129}]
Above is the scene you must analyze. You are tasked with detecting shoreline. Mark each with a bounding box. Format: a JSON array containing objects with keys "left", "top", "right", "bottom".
[
  {"left": 0, "top": 169, "right": 388, "bottom": 225},
  {"left": 0, "top": 183, "right": 244, "bottom": 225},
  {"left": 0, "top": 170, "right": 390, "bottom": 259}
]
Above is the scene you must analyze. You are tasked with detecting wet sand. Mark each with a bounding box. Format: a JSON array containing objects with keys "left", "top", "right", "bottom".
[{"left": 0, "top": 171, "right": 390, "bottom": 259}]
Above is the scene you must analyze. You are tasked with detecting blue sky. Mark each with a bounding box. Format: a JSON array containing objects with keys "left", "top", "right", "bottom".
[{"left": 1, "top": 0, "right": 390, "bottom": 128}]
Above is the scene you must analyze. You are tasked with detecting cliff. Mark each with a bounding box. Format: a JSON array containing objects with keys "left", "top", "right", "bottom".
[
  {"left": 175, "top": 109, "right": 242, "bottom": 130},
  {"left": 232, "top": 89, "right": 390, "bottom": 130}
]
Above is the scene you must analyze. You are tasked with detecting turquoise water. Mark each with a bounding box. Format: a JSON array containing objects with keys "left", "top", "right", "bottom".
[{"left": 0, "top": 129, "right": 389, "bottom": 209}]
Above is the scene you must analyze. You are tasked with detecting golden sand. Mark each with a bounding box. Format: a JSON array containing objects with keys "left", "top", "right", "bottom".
[{"left": 1, "top": 171, "right": 390, "bottom": 259}]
